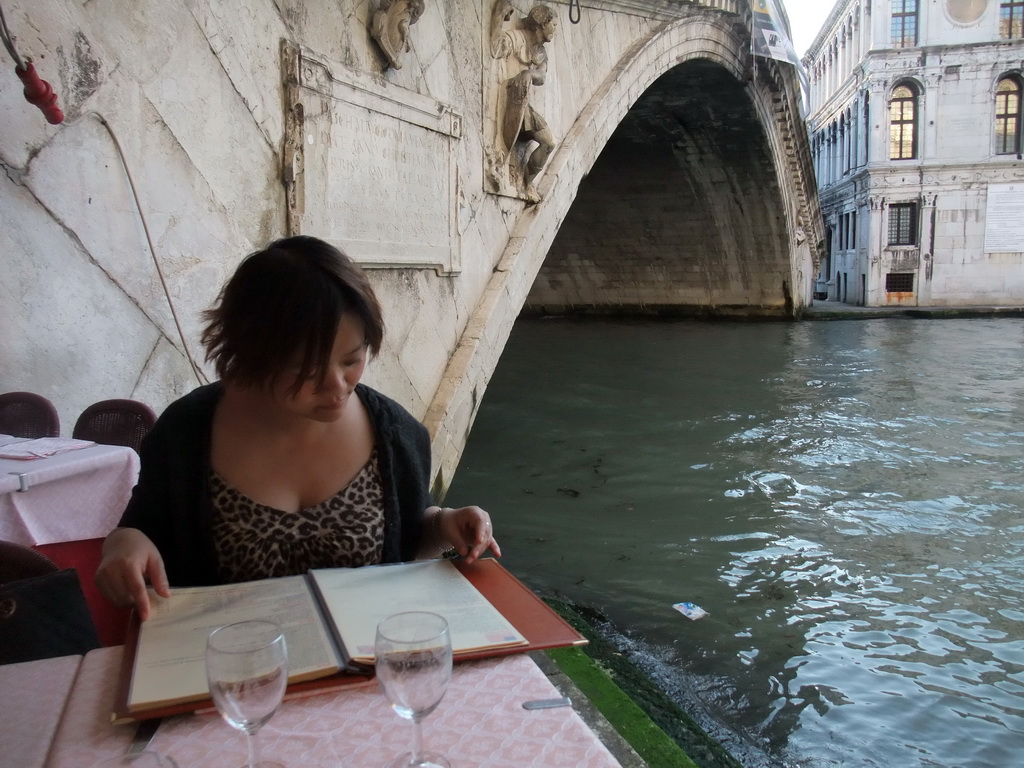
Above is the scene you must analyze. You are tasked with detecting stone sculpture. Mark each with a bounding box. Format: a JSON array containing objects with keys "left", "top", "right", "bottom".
[
  {"left": 488, "top": 1, "right": 557, "bottom": 202},
  {"left": 371, "top": 0, "right": 426, "bottom": 70}
]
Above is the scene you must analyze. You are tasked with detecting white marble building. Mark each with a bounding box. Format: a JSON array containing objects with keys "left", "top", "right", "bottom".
[{"left": 804, "top": 0, "right": 1024, "bottom": 307}]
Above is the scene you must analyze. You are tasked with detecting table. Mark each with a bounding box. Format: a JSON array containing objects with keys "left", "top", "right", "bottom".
[
  {"left": 0, "top": 442, "right": 139, "bottom": 546},
  {"left": 0, "top": 654, "right": 82, "bottom": 768},
  {"left": 37, "top": 647, "right": 622, "bottom": 768}
]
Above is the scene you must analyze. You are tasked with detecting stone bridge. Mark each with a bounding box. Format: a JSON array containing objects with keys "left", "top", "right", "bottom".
[{"left": 0, "top": 0, "right": 819, "bottom": 495}]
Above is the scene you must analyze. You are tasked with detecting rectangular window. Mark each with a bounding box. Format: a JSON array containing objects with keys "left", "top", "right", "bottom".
[
  {"left": 886, "top": 273, "right": 915, "bottom": 292},
  {"left": 1001, "top": 1, "right": 1024, "bottom": 39},
  {"left": 888, "top": 203, "right": 918, "bottom": 245},
  {"left": 892, "top": 0, "right": 918, "bottom": 47},
  {"left": 851, "top": 211, "right": 857, "bottom": 249}
]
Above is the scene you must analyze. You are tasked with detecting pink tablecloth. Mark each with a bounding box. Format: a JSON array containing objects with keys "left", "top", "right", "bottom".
[
  {"left": 48, "top": 647, "right": 622, "bottom": 768},
  {"left": 0, "top": 444, "right": 139, "bottom": 545},
  {"left": 0, "top": 654, "right": 82, "bottom": 768}
]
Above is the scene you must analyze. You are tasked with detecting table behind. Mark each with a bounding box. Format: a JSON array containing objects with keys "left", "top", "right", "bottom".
[
  {"left": 0, "top": 444, "right": 139, "bottom": 546},
  {"left": 47, "top": 647, "right": 622, "bottom": 768}
]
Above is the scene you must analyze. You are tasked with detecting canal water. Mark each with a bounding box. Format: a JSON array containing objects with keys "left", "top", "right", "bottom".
[{"left": 444, "top": 316, "right": 1024, "bottom": 768}]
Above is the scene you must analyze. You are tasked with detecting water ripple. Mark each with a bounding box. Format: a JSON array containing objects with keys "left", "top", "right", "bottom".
[{"left": 448, "top": 317, "right": 1024, "bottom": 768}]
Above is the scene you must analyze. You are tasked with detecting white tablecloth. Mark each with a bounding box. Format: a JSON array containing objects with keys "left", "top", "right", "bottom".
[
  {"left": 0, "top": 443, "right": 140, "bottom": 545},
  {"left": 44, "top": 647, "right": 622, "bottom": 768},
  {"left": 0, "top": 655, "right": 82, "bottom": 768}
]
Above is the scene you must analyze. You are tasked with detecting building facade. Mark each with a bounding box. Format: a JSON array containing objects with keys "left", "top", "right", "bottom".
[{"left": 805, "top": 0, "right": 1024, "bottom": 306}]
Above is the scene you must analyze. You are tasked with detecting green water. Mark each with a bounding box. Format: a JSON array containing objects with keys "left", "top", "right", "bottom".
[{"left": 445, "top": 317, "right": 1024, "bottom": 768}]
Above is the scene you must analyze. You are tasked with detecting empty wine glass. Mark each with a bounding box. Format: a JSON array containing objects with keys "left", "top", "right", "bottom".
[
  {"left": 206, "top": 620, "right": 289, "bottom": 768},
  {"left": 375, "top": 611, "right": 453, "bottom": 768}
]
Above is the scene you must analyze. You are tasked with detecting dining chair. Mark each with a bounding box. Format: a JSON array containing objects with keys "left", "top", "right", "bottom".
[
  {"left": 35, "top": 538, "right": 132, "bottom": 647},
  {"left": 0, "top": 541, "right": 102, "bottom": 664},
  {"left": 0, "top": 540, "right": 59, "bottom": 584},
  {"left": 72, "top": 398, "right": 157, "bottom": 453},
  {"left": 0, "top": 391, "right": 61, "bottom": 438}
]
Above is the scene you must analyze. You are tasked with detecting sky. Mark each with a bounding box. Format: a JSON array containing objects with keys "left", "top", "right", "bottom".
[{"left": 780, "top": 0, "right": 839, "bottom": 57}]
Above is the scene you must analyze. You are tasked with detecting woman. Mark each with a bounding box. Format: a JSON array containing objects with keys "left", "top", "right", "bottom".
[{"left": 96, "top": 236, "right": 498, "bottom": 620}]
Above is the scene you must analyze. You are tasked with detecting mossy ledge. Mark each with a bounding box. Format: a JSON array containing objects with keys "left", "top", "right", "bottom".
[{"left": 543, "top": 597, "right": 744, "bottom": 768}]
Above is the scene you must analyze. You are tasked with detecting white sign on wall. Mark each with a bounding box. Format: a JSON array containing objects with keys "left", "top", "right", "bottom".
[
  {"left": 287, "top": 46, "right": 463, "bottom": 274},
  {"left": 984, "top": 183, "right": 1024, "bottom": 254}
]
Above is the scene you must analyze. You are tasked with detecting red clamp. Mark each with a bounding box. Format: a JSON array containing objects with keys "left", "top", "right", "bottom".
[{"left": 15, "top": 60, "right": 64, "bottom": 124}]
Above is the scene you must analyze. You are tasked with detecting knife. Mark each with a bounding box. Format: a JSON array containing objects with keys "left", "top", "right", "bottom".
[
  {"left": 522, "top": 696, "right": 572, "bottom": 710},
  {"left": 126, "top": 717, "right": 161, "bottom": 754}
]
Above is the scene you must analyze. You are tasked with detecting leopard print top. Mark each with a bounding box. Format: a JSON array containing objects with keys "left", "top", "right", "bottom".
[{"left": 209, "top": 450, "right": 385, "bottom": 583}]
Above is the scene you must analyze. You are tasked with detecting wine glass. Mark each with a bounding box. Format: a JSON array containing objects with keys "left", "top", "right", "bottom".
[
  {"left": 375, "top": 611, "right": 454, "bottom": 768},
  {"left": 205, "top": 620, "right": 289, "bottom": 768}
]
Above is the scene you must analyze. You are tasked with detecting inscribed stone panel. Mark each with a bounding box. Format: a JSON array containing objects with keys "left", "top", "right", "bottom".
[
  {"left": 984, "top": 183, "right": 1024, "bottom": 253},
  {"left": 287, "top": 46, "right": 462, "bottom": 273}
]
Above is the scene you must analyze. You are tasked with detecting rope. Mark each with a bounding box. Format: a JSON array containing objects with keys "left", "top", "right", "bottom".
[
  {"left": 569, "top": 0, "right": 581, "bottom": 24},
  {"left": 87, "top": 112, "right": 208, "bottom": 386},
  {"left": 0, "top": 3, "right": 24, "bottom": 69}
]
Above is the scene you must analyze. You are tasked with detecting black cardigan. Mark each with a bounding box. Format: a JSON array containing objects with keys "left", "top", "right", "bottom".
[{"left": 118, "top": 382, "right": 433, "bottom": 586}]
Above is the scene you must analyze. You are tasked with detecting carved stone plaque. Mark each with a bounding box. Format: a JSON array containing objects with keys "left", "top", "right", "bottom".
[
  {"left": 984, "top": 183, "right": 1024, "bottom": 254},
  {"left": 886, "top": 249, "right": 921, "bottom": 271},
  {"left": 284, "top": 43, "right": 462, "bottom": 273}
]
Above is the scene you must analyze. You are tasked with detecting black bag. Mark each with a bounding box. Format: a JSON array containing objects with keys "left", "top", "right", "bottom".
[{"left": 0, "top": 568, "right": 101, "bottom": 665}]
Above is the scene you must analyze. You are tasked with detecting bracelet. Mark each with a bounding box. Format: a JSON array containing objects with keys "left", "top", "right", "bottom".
[{"left": 430, "top": 507, "right": 459, "bottom": 559}]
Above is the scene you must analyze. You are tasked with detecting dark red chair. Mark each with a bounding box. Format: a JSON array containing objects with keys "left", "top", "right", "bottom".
[
  {"left": 1, "top": 540, "right": 104, "bottom": 661},
  {"left": 72, "top": 398, "right": 157, "bottom": 454},
  {"left": 0, "top": 539, "right": 127, "bottom": 648},
  {"left": 0, "top": 540, "right": 59, "bottom": 583},
  {"left": 34, "top": 538, "right": 131, "bottom": 647},
  {"left": 0, "top": 391, "right": 60, "bottom": 438}
]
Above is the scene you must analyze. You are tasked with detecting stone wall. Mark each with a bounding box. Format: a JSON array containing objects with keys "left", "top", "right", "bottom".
[{"left": 0, "top": 0, "right": 817, "bottom": 495}]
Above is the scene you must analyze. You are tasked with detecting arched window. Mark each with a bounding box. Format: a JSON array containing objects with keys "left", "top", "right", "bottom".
[
  {"left": 890, "top": 83, "right": 919, "bottom": 160},
  {"left": 995, "top": 75, "right": 1022, "bottom": 154}
]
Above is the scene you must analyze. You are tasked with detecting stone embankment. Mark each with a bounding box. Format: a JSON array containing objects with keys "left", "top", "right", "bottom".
[
  {"left": 541, "top": 599, "right": 744, "bottom": 768},
  {"left": 802, "top": 301, "right": 1024, "bottom": 320}
]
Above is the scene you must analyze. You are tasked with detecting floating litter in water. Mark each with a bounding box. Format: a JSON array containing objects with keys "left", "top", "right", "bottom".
[{"left": 673, "top": 602, "right": 708, "bottom": 620}]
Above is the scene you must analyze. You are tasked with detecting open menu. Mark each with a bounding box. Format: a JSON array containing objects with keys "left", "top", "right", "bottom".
[
  {"left": 116, "top": 558, "right": 586, "bottom": 720},
  {"left": 309, "top": 560, "right": 527, "bottom": 665}
]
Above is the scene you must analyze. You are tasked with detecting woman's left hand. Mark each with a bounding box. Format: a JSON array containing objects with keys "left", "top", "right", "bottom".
[{"left": 438, "top": 505, "right": 501, "bottom": 564}]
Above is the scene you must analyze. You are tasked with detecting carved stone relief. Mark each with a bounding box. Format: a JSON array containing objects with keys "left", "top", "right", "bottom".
[
  {"left": 370, "top": 0, "right": 425, "bottom": 70},
  {"left": 485, "top": 1, "right": 557, "bottom": 203}
]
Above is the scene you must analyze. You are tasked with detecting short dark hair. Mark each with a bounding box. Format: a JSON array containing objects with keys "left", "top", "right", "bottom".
[{"left": 201, "top": 236, "right": 384, "bottom": 391}]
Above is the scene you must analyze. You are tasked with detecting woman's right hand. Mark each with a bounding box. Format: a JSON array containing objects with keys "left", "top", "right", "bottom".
[{"left": 94, "top": 527, "right": 170, "bottom": 621}]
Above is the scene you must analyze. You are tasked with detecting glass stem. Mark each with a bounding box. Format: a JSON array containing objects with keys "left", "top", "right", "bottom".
[
  {"left": 411, "top": 716, "right": 425, "bottom": 763},
  {"left": 246, "top": 728, "right": 262, "bottom": 768}
]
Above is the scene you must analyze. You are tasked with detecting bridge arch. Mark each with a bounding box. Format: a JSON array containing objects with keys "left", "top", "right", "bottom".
[
  {"left": 426, "top": 11, "right": 820, "bottom": 493},
  {"left": 529, "top": 58, "right": 794, "bottom": 316}
]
